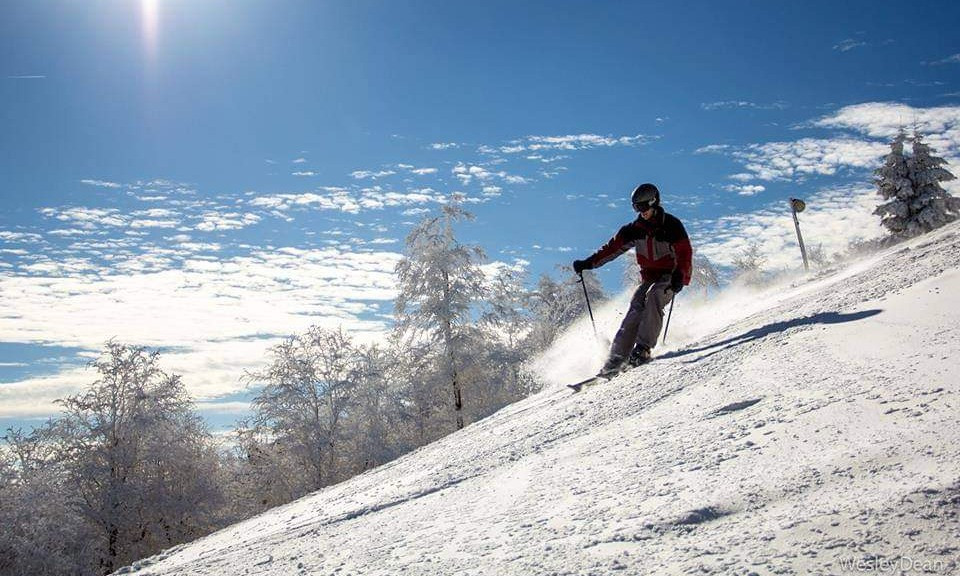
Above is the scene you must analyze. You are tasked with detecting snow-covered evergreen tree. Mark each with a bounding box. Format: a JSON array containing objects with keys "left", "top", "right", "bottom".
[
  {"left": 873, "top": 129, "right": 916, "bottom": 238},
  {"left": 904, "top": 131, "right": 960, "bottom": 235},
  {"left": 394, "top": 198, "right": 486, "bottom": 430},
  {"left": 874, "top": 129, "right": 959, "bottom": 240}
]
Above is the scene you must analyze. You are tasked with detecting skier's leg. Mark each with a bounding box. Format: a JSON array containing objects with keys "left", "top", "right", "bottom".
[
  {"left": 602, "top": 282, "right": 652, "bottom": 371},
  {"left": 634, "top": 280, "right": 674, "bottom": 352}
]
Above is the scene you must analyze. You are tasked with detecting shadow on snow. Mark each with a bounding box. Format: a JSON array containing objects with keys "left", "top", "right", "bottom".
[{"left": 660, "top": 310, "right": 883, "bottom": 363}]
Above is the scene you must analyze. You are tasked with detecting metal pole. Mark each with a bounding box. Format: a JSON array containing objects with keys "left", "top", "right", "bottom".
[
  {"left": 662, "top": 295, "right": 675, "bottom": 345},
  {"left": 790, "top": 198, "right": 809, "bottom": 271},
  {"left": 578, "top": 272, "right": 598, "bottom": 339}
]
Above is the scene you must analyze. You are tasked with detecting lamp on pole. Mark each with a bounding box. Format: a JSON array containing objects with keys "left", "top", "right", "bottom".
[{"left": 789, "top": 198, "right": 809, "bottom": 271}]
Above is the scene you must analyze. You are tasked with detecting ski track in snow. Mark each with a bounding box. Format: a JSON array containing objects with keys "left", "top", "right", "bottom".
[{"left": 116, "top": 223, "right": 960, "bottom": 576}]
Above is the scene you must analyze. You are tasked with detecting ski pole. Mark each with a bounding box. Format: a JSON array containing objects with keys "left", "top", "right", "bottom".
[
  {"left": 662, "top": 293, "right": 675, "bottom": 345},
  {"left": 578, "top": 272, "right": 599, "bottom": 339}
]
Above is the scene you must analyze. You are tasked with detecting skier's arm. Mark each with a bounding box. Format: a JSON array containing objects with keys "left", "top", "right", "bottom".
[{"left": 586, "top": 225, "right": 634, "bottom": 269}]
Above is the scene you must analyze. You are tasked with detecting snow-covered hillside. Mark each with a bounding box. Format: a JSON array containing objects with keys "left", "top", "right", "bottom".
[{"left": 118, "top": 223, "right": 960, "bottom": 576}]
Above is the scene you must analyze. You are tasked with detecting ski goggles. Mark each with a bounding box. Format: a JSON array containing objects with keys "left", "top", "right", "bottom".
[{"left": 633, "top": 199, "right": 656, "bottom": 212}]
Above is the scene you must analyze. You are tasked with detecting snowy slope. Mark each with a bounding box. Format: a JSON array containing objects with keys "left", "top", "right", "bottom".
[{"left": 118, "top": 223, "right": 960, "bottom": 576}]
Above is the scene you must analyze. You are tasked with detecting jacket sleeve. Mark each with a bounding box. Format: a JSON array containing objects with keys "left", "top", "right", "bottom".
[
  {"left": 671, "top": 220, "right": 693, "bottom": 285},
  {"left": 587, "top": 225, "right": 633, "bottom": 269}
]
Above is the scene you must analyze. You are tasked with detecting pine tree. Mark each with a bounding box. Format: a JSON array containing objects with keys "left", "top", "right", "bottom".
[
  {"left": 394, "top": 198, "right": 486, "bottom": 430},
  {"left": 874, "top": 129, "right": 914, "bottom": 238},
  {"left": 905, "top": 131, "right": 960, "bottom": 236},
  {"left": 874, "top": 129, "right": 960, "bottom": 240}
]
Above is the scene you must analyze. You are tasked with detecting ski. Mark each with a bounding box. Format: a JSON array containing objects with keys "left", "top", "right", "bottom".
[
  {"left": 566, "top": 358, "right": 654, "bottom": 392},
  {"left": 567, "top": 375, "right": 609, "bottom": 392}
]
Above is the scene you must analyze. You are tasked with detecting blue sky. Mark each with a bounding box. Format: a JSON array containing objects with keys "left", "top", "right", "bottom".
[{"left": 2, "top": 0, "right": 960, "bottom": 432}]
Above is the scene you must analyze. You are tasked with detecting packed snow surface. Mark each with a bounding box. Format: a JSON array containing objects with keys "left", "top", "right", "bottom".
[{"left": 118, "top": 223, "right": 960, "bottom": 575}]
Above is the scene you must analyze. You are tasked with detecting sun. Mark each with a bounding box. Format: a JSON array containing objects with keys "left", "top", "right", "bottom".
[{"left": 141, "top": 0, "right": 160, "bottom": 62}]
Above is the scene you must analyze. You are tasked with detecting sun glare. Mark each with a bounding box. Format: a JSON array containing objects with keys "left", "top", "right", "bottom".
[{"left": 141, "top": 0, "right": 160, "bottom": 62}]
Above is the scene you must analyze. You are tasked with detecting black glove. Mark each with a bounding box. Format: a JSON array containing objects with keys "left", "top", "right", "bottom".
[
  {"left": 572, "top": 259, "right": 591, "bottom": 275},
  {"left": 670, "top": 272, "right": 684, "bottom": 294}
]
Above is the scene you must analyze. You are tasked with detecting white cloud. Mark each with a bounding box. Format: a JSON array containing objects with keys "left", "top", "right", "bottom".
[
  {"left": 833, "top": 39, "right": 867, "bottom": 52},
  {"left": 695, "top": 184, "right": 884, "bottom": 269},
  {"left": 292, "top": 171, "right": 317, "bottom": 176},
  {"left": 695, "top": 144, "right": 732, "bottom": 154},
  {"left": 522, "top": 133, "right": 654, "bottom": 152},
  {"left": 196, "top": 211, "right": 261, "bottom": 232},
  {"left": 811, "top": 102, "right": 960, "bottom": 160},
  {"left": 130, "top": 219, "right": 181, "bottom": 229},
  {"left": 248, "top": 187, "right": 449, "bottom": 216},
  {"left": 482, "top": 186, "right": 502, "bottom": 197},
  {"left": 701, "top": 101, "right": 788, "bottom": 111},
  {"left": 410, "top": 167, "right": 438, "bottom": 175},
  {"left": 703, "top": 103, "right": 960, "bottom": 193},
  {"left": 525, "top": 154, "right": 568, "bottom": 163},
  {"left": 40, "top": 206, "right": 127, "bottom": 229},
  {"left": 132, "top": 208, "right": 177, "bottom": 218},
  {"left": 452, "top": 163, "right": 530, "bottom": 186},
  {"left": 0, "top": 231, "right": 44, "bottom": 243},
  {"left": 292, "top": 157, "right": 308, "bottom": 164},
  {"left": 429, "top": 142, "right": 460, "bottom": 150},
  {"left": 80, "top": 179, "right": 122, "bottom": 189},
  {"left": 723, "top": 184, "right": 766, "bottom": 196},
  {"left": 733, "top": 138, "right": 888, "bottom": 181},
  {"left": 926, "top": 54, "right": 960, "bottom": 66},
  {"left": 350, "top": 170, "right": 397, "bottom": 180},
  {"left": 0, "top": 246, "right": 404, "bottom": 418}
]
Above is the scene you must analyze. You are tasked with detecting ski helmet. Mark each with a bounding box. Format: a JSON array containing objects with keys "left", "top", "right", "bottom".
[{"left": 631, "top": 183, "right": 660, "bottom": 212}]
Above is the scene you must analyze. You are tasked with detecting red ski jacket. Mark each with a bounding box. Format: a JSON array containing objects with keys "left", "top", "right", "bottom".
[{"left": 586, "top": 208, "right": 693, "bottom": 284}]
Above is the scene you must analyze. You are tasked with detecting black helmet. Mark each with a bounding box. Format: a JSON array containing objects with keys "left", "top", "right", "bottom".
[{"left": 631, "top": 183, "right": 660, "bottom": 212}]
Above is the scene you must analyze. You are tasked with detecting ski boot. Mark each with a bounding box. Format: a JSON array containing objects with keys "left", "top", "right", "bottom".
[
  {"left": 628, "top": 346, "right": 652, "bottom": 367},
  {"left": 597, "top": 355, "right": 627, "bottom": 379}
]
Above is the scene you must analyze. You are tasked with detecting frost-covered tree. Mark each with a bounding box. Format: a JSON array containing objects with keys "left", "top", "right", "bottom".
[
  {"left": 0, "top": 428, "right": 93, "bottom": 576},
  {"left": 733, "top": 242, "right": 767, "bottom": 286},
  {"left": 394, "top": 200, "right": 486, "bottom": 430},
  {"left": 246, "top": 326, "right": 364, "bottom": 492},
  {"left": 50, "top": 342, "right": 219, "bottom": 574},
  {"left": 466, "top": 265, "right": 538, "bottom": 412},
  {"left": 807, "top": 243, "right": 830, "bottom": 269},
  {"left": 527, "top": 268, "right": 606, "bottom": 351},
  {"left": 874, "top": 129, "right": 960, "bottom": 239},
  {"left": 342, "top": 344, "right": 409, "bottom": 472},
  {"left": 389, "top": 335, "right": 448, "bottom": 444},
  {"left": 904, "top": 131, "right": 960, "bottom": 235},
  {"left": 874, "top": 129, "right": 917, "bottom": 238},
  {"left": 621, "top": 256, "right": 641, "bottom": 289},
  {"left": 482, "top": 266, "right": 531, "bottom": 351},
  {"left": 690, "top": 255, "right": 721, "bottom": 297}
]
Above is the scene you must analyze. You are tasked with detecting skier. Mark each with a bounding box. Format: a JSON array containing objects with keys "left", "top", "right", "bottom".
[{"left": 573, "top": 183, "right": 692, "bottom": 377}]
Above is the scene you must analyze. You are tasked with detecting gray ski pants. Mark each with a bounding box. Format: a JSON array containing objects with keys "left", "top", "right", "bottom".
[{"left": 608, "top": 279, "right": 674, "bottom": 362}]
